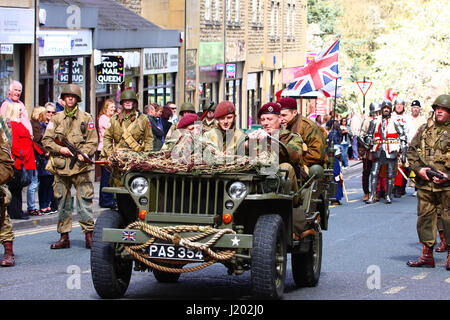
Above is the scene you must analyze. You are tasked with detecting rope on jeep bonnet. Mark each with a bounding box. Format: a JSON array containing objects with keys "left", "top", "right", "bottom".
[{"left": 122, "top": 222, "right": 237, "bottom": 273}]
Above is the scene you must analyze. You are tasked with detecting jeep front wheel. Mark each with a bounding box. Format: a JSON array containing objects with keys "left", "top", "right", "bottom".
[
  {"left": 91, "top": 210, "right": 133, "bottom": 299},
  {"left": 251, "top": 214, "right": 287, "bottom": 299}
]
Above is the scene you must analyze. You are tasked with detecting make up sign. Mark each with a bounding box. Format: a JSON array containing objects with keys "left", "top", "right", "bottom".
[{"left": 96, "top": 55, "right": 124, "bottom": 84}]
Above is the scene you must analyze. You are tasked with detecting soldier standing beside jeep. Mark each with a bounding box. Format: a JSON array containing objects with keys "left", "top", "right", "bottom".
[
  {"left": 406, "top": 94, "right": 450, "bottom": 270},
  {"left": 42, "top": 84, "right": 98, "bottom": 250},
  {"left": 101, "top": 89, "right": 153, "bottom": 187}
]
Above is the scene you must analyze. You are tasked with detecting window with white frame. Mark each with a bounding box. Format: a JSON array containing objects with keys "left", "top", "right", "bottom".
[
  {"left": 276, "top": 2, "right": 280, "bottom": 37},
  {"left": 287, "top": 3, "right": 291, "bottom": 38},
  {"left": 205, "top": 0, "right": 211, "bottom": 21},
  {"left": 227, "top": 0, "right": 231, "bottom": 23},
  {"left": 235, "top": 0, "right": 240, "bottom": 23},
  {"left": 270, "top": 1, "right": 274, "bottom": 37},
  {"left": 252, "top": 0, "right": 257, "bottom": 23},
  {"left": 214, "top": 0, "right": 220, "bottom": 22},
  {"left": 258, "top": 0, "right": 263, "bottom": 25},
  {"left": 291, "top": 2, "right": 295, "bottom": 38}
]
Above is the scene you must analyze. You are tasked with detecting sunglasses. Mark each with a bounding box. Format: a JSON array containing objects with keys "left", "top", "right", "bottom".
[{"left": 47, "top": 111, "right": 56, "bottom": 114}]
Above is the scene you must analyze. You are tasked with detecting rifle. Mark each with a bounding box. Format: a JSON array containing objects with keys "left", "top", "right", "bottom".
[
  {"left": 409, "top": 146, "right": 448, "bottom": 182},
  {"left": 426, "top": 166, "right": 448, "bottom": 181},
  {"left": 199, "top": 101, "right": 215, "bottom": 121},
  {"left": 55, "top": 137, "right": 95, "bottom": 169}
]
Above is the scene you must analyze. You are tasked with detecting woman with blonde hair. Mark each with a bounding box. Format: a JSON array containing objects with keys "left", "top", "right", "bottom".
[
  {"left": 5, "top": 103, "right": 43, "bottom": 219},
  {"left": 97, "top": 98, "right": 116, "bottom": 209}
]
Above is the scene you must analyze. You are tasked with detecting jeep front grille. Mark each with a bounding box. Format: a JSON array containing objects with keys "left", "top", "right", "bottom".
[{"left": 148, "top": 175, "right": 225, "bottom": 215}]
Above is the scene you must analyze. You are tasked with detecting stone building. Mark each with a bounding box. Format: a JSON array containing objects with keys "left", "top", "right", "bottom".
[{"left": 139, "top": 0, "right": 308, "bottom": 129}]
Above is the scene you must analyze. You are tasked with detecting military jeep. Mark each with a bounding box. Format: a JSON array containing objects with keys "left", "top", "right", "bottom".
[{"left": 90, "top": 145, "right": 335, "bottom": 299}]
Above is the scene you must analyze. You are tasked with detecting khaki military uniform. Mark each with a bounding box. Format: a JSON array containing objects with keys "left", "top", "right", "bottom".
[
  {"left": 0, "top": 123, "right": 14, "bottom": 244},
  {"left": 407, "top": 120, "right": 450, "bottom": 248},
  {"left": 101, "top": 111, "right": 153, "bottom": 186},
  {"left": 42, "top": 106, "right": 98, "bottom": 235},
  {"left": 202, "top": 118, "right": 216, "bottom": 132},
  {"left": 277, "top": 127, "right": 305, "bottom": 234},
  {"left": 286, "top": 114, "right": 327, "bottom": 166},
  {"left": 203, "top": 125, "right": 246, "bottom": 155}
]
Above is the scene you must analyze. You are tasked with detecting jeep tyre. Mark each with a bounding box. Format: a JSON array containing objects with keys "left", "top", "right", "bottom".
[
  {"left": 251, "top": 214, "right": 287, "bottom": 299},
  {"left": 91, "top": 210, "right": 132, "bottom": 299},
  {"left": 291, "top": 225, "right": 322, "bottom": 287}
]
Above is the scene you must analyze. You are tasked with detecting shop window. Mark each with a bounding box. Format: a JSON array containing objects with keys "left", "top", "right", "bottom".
[
  {"left": 143, "top": 73, "right": 176, "bottom": 107},
  {"left": 0, "top": 53, "right": 15, "bottom": 103}
]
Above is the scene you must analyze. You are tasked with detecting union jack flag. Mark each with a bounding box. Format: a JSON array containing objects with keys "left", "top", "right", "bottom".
[
  {"left": 286, "top": 38, "right": 340, "bottom": 95},
  {"left": 122, "top": 230, "right": 136, "bottom": 241}
]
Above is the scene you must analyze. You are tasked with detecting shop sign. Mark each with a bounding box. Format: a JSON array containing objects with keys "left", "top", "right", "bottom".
[
  {"left": 0, "top": 8, "right": 34, "bottom": 44},
  {"left": 226, "top": 64, "right": 236, "bottom": 79},
  {"left": 96, "top": 56, "right": 124, "bottom": 84},
  {"left": 198, "top": 42, "right": 224, "bottom": 67},
  {"left": 58, "top": 58, "right": 84, "bottom": 83},
  {"left": 0, "top": 44, "right": 13, "bottom": 55},
  {"left": 38, "top": 29, "right": 92, "bottom": 57},
  {"left": 143, "top": 48, "right": 178, "bottom": 75}
]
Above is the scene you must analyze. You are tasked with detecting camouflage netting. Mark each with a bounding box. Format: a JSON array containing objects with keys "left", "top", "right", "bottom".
[{"left": 107, "top": 135, "right": 277, "bottom": 175}]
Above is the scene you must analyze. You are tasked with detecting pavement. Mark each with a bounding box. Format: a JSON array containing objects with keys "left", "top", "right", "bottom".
[
  {"left": 11, "top": 159, "right": 364, "bottom": 232},
  {"left": 11, "top": 172, "right": 104, "bottom": 232}
]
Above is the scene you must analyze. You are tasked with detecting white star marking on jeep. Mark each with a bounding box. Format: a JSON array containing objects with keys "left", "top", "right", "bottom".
[{"left": 231, "top": 236, "right": 240, "bottom": 246}]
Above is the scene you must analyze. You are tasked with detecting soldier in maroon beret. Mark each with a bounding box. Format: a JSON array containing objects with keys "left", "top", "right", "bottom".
[
  {"left": 278, "top": 97, "right": 327, "bottom": 166},
  {"left": 248, "top": 102, "right": 308, "bottom": 239},
  {"left": 204, "top": 101, "right": 246, "bottom": 154}
]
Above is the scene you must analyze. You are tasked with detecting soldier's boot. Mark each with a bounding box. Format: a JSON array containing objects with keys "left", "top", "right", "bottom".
[
  {"left": 435, "top": 230, "right": 447, "bottom": 252},
  {"left": 406, "top": 245, "right": 435, "bottom": 268},
  {"left": 0, "top": 242, "right": 15, "bottom": 267},
  {"left": 385, "top": 179, "right": 394, "bottom": 204},
  {"left": 50, "top": 233, "right": 70, "bottom": 249},
  {"left": 85, "top": 231, "right": 93, "bottom": 249}
]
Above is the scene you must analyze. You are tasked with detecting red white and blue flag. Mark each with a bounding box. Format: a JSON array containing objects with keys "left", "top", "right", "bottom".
[
  {"left": 122, "top": 230, "right": 136, "bottom": 241},
  {"left": 285, "top": 38, "right": 340, "bottom": 96}
]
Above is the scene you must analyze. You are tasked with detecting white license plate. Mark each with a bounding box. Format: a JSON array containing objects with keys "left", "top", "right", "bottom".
[{"left": 149, "top": 243, "right": 205, "bottom": 262}]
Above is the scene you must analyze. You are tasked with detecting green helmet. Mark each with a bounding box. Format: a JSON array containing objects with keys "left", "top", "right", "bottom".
[
  {"left": 120, "top": 90, "right": 138, "bottom": 105},
  {"left": 431, "top": 94, "right": 450, "bottom": 110},
  {"left": 61, "top": 84, "right": 82, "bottom": 102},
  {"left": 179, "top": 102, "right": 196, "bottom": 114}
]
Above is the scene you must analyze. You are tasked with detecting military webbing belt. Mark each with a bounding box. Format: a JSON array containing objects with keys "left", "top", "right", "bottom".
[{"left": 121, "top": 120, "right": 144, "bottom": 152}]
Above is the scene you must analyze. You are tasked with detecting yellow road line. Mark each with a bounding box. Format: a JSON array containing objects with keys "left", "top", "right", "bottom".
[
  {"left": 411, "top": 272, "right": 429, "bottom": 280},
  {"left": 383, "top": 286, "right": 406, "bottom": 295}
]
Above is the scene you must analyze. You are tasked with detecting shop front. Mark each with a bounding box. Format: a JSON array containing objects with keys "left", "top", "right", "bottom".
[
  {"left": 143, "top": 47, "right": 179, "bottom": 108},
  {"left": 247, "top": 72, "right": 262, "bottom": 126},
  {"left": 198, "top": 41, "right": 224, "bottom": 111},
  {"left": 0, "top": 7, "right": 34, "bottom": 107},
  {"left": 38, "top": 28, "right": 93, "bottom": 111}
]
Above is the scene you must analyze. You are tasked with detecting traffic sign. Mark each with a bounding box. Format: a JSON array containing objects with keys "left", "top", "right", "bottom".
[{"left": 356, "top": 81, "right": 372, "bottom": 96}]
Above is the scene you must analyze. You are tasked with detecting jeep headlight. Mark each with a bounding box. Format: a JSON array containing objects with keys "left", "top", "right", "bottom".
[
  {"left": 228, "top": 182, "right": 247, "bottom": 200},
  {"left": 130, "top": 177, "right": 148, "bottom": 195}
]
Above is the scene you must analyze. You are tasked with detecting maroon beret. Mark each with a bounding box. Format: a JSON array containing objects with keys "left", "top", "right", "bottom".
[
  {"left": 177, "top": 113, "right": 199, "bottom": 129},
  {"left": 258, "top": 102, "right": 281, "bottom": 118},
  {"left": 214, "top": 101, "right": 235, "bottom": 119},
  {"left": 278, "top": 97, "right": 297, "bottom": 110}
]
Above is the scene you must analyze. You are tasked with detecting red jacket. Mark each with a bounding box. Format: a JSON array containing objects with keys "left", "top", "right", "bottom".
[{"left": 10, "top": 120, "right": 43, "bottom": 170}]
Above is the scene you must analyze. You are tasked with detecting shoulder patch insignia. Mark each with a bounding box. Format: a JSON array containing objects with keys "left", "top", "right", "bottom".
[{"left": 88, "top": 122, "right": 95, "bottom": 129}]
